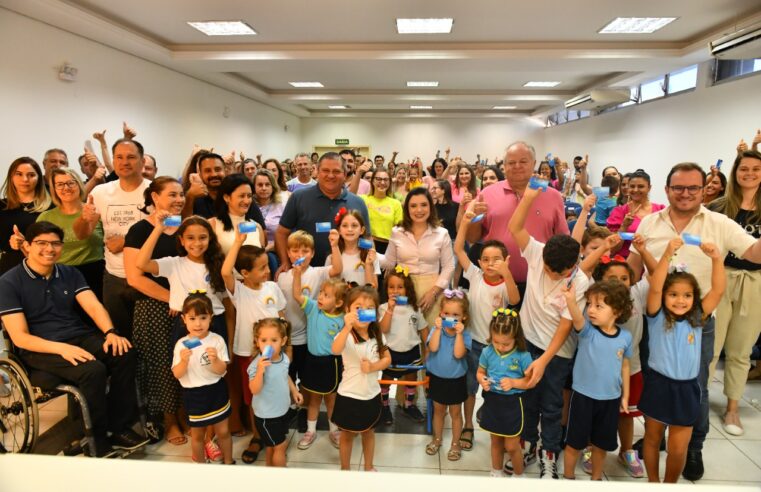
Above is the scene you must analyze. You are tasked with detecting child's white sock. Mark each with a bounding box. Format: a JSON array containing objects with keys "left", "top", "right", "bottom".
[
  {"left": 307, "top": 420, "right": 317, "bottom": 433},
  {"left": 328, "top": 422, "right": 338, "bottom": 433}
]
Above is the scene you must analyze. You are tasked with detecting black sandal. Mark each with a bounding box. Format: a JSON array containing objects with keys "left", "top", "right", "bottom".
[
  {"left": 241, "top": 438, "right": 262, "bottom": 464},
  {"left": 459, "top": 428, "right": 474, "bottom": 451}
]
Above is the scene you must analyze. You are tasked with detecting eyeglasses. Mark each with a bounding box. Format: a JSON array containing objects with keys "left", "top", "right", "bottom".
[
  {"left": 373, "top": 177, "right": 390, "bottom": 183},
  {"left": 668, "top": 185, "right": 703, "bottom": 195},
  {"left": 54, "top": 181, "right": 78, "bottom": 190},
  {"left": 32, "top": 240, "right": 64, "bottom": 249}
]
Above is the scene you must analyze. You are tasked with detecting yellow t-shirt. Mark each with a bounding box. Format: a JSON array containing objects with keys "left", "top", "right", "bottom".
[{"left": 361, "top": 194, "right": 403, "bottom": 241}]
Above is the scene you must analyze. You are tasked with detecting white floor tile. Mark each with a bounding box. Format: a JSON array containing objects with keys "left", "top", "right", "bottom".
[
  {"left": 372, "top": 466, "right": 440, "bottom": 474},
  {"left": 364, "top": 433, "right": 441, "bottom": 469},
  {"left": 699, "top": 440, "right": 761, "bottom": 482},
  {"left": 729, "top": 440, "right": 761, "bottom": 471}
]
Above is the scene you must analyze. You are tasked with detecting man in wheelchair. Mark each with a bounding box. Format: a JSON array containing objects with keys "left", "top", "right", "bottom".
[{"left": 0, "top": 221, "right": 148, "bottom": 456}]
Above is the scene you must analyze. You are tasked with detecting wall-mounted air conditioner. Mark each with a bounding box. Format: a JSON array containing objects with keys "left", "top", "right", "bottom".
[
  {"left": 710, "top": 21, "right": 761, "bottom": 59},
  {"left": 564, "top": 89, "right": 631, "bottom": 110}
]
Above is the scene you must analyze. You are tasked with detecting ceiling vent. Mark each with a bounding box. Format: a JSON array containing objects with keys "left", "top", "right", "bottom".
[
  {"left": 710, "top": 21, "right": 761, "bottom": 59},
  {"left": 565, "top": 89, "right": 632, "bottom": 110}
]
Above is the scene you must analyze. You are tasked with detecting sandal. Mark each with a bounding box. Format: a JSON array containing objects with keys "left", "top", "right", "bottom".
[
  {"left": 241, "top": 437, "right": 262, "bottom": 464},
  {"left": 165, "top": 425, "right": 188, "bottom": 446},
  {"left": 459, "top": 428, "right": 474, "bottom": 451},
  {"left": 447, "top": 443, "right": 462, "bottom": 461},
  {"left": 425, "top": 438, "right": 442, "bottom": 455}
]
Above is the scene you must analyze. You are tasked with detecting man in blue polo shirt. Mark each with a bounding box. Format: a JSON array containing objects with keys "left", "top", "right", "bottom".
[
  {"left": 275, "top": 152, "right": 370, "bottom": 272},
  {"left": 0, "top": 221, "right": 147, "bottom": 456}
]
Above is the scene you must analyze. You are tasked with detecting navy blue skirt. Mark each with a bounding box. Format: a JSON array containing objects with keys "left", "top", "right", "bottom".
[
  {"left": 639, "top": 369, "right": 700, "bottom": 427},
  {"left": 182, "top": 379, "right": 231, "bottom": 427}
]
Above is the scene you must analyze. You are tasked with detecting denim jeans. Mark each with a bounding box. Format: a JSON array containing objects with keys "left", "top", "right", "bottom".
[
  {"left": 689, "top": 316, "right": 715, "bottom": 451},
  {"left": 522, "top": 341, "right": 573, "bottom": 453}
]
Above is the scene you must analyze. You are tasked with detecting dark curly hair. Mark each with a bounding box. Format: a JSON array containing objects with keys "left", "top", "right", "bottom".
[
  {"left": 384, "top": 268, "right": 418, "bottom": 310},
  {"left": 585, "top": 280, "right": 633, "bottom": 324},
  {"left": 488, "top": 310, "right": 526, "bottom": 351},
  {"left": 543, "top": 235, "right": 580, "bottom": 274},
  {"left": 662, "top": 272, "right": 704, "bottom": 330},
  {"left": 176, "top": 216, "right": 226, "bottom": 293}
]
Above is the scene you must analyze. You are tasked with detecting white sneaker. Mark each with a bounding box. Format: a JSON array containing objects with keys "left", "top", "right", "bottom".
[
  {"left": 538, "top": 448, "right": 559, "bottom": 480},
  {"left": 490, "top": 469, "right": 506, "bottom": 478},
  {"left": 722, "top": 411, "right": 744, "bottom": 436},
  {"left": 297, "top": 431, "right": 317, "bottom": 450},
  {"left": 581, "top": 447, "right": 593, "bottom": 475}
]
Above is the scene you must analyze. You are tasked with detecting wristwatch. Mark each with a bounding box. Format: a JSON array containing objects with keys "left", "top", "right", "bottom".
[{"left": 103, "top": 328, "right": 119, "bottom": 337}]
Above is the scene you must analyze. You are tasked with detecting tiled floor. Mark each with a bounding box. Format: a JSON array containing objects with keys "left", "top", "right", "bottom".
[{"left": 29, "top": 366, "right": 761, "bottom": 485}]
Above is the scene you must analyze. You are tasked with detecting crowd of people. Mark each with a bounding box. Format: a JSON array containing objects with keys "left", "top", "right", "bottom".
[{"left": 1, "top": 123, "right": 761, "bottom": 482}]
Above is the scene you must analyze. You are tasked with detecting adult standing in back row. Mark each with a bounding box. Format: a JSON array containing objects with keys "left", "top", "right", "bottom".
[
  {"left": 275, "top": 152, "right": 369, "bottom": 272},
  {"left": 627, "top": 162, "right": 761, "bottom": 482}
]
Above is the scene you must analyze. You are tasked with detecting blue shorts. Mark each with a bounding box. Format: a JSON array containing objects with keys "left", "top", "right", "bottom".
[{"left": 465, "top": 340, "right": 487, "bottom": 395}]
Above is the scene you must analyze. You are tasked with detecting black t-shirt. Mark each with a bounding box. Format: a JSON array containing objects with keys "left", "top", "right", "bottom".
[
  {"left": 724, "top": 209, "right": 761, "bottom": 271},
  {"left": 193, "top": 195, "right": 265, "bottom": 228},
  {"left": 124, "top": 219, "right": 179, "bottom": 290},
  {"left": 0, "top": 201, "right": 46, "bottom": 275},
  {"left": 435, "top": 202, "right": 459, "bottom": 240}
]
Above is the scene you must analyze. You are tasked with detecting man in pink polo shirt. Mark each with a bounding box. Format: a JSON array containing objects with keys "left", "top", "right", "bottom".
[{"left": 467, "top": 141, "right": 568, "bottom": 287}]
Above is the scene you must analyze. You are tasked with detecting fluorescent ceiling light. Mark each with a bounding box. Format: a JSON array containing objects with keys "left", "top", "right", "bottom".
[
  {"left": 328, "top": 105, "right": 349, "bottom": 109},
  {"left": 599, "top": 17, "right": 677, "bottom": 34},
  {"left": 523, "top": 81, "right": 561, "bottom": 88},
  {"left": 187, "top": 21, "right": 257, "bottom": 36},
  {"left": 289, "top": 82, "right": 324, "bottom": 88},
  {"left": 407, "top": 81, "right": 439, "bottom": 87},
  {"left": 410, "top": 105, "right": 433, "bottom": 109},
  {"left": 396, "top": 18, "right": 453, "bottom": 34},
  {"left": 493, "top": 105, "right": 517, "bottom": 110}
]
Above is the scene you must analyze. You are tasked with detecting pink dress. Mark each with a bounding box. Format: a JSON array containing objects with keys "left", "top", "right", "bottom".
[{"left": 606, "top": 202, "right": 666, "bottom": 257}]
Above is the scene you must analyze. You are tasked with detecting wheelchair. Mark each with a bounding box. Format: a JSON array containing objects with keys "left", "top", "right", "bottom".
[{"left": 0, "top": 328, "right": 149, "bottom": 457}]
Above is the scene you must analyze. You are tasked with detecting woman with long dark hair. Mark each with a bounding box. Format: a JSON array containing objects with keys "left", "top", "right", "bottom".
[
  {"left": 209, "top": 174, "right": 267, "bottom": 254},
  {"left": 606, "top": 169, "right": 665, "bottom": 258}
]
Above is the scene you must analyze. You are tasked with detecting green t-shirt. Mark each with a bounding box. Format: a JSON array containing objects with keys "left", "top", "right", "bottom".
[
  {"left": 37, "top": 207, "right": 104, "bottom": 266},
  {"left": 361, "top": 194, "right": 403, "bottom": 241}
]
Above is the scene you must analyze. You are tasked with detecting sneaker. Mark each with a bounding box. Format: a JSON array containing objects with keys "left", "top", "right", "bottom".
[
  {"left": 204, "top": 440, "right": 223, "bottom": 463},
  {"left": 109, "top": 429, "right": 149, "bottom": 450},
  {"left": 297, "top": 431, "right": 317, "bottom": 450},
  {"left": 632, "top": 436, "right": 665, "bottom": 459},
  {"left": 297, "top": 408, "right": 308, "bottom": 433},
  {"left": 538, "top": 448, "right": 559, "bottom": 480},
  {"left": 581, "top": 447, "right": 593, "bottom": 475},
  {"left": 329, "top": 430, "right": 341, "bottom": 449},
  {"left": 381, "top": 405, "right": 393, "bottom": 425},
  {"left": 682, "top": 450, "right": 704, "bottom": 481},
  {"left": 618, "top": 449, "right": 645, "bottom": 478},
  {"left": 722, "top": 411, "right": 744, "bottom": 436},
  {"left": 504, "top": 440, "right": 536, "bottom": 475},
  {"left": 490, "top": 469, "right": 506, "bottom": 478},
  {"left": 401, "top": 404, "right": 425, "bottom": 422}
]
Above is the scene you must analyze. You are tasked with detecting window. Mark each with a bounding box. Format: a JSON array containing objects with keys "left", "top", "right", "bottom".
[
  {"left": 667, "top": 65, "right": 698, "bottom": 94},
  {"left": 640, "top": 77, "right": 665, "bottom": 102},
  {"left": 714, "top": 58, "right": 761, "bottom": 83}
]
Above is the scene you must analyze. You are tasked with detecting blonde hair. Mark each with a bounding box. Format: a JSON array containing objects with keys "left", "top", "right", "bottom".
[
  {"left": 48, "top": 168, "right": 85, "bottom": 207},
  {"left": 287, "top": 230, "right": 315, "bottom": 250}
]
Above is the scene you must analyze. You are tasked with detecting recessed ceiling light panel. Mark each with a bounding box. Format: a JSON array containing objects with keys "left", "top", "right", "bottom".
[
  {"left": 289, "top": 82, "right": 325, "bottom": 88},
  {"left": 410, "top": 105, "right": 433, "bottom": 109},
  {"left": 599, "top": 17, "right": 677, "bottom": 34},
  {"left": 187, "top": 21, "right": 257, "bottom": 36},
  {"left": 407, "top": 81, "right": 440, "bottom": 87},
  {"left": 396, "top": 18, "right": 453, "bottom": 34},
  {"left": 328, "top": 105, "right": 349, "bottom": 109},
  {"left": 523, "top": 81, "right": 561, "bottom": 88},
  {"left": 493, "top": 105, "right": 517, "bottom": 109}
]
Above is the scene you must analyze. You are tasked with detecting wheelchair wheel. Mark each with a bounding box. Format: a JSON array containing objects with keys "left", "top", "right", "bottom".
[{"left": 0, "top": 357, "right": 39, "bottom": 453}]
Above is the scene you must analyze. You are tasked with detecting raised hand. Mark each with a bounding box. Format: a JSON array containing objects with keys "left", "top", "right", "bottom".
[
  {"left": 665, "top": 237, "right": 684, "bottom": 255},
  {"left": 82, "top": 195, "right": 100, "bottom": 224},
  {"left": 92, "top": 129, "right": 107, "bottom": 143},
  {"left": 328, "top": 229, "right": 340, "bottom": 248},
  {"left": 9, "top": 224, "right": 25, "bottom": 251},
  {"left": 753, "top": 129, "right": 761, "bottom": 151},
  {"left": 700, "top": 242, "right": 721, "bottom": 260},
  {"left": 122, "top": 121, "right": 137, "bottom": 140},
  {"left": 738, "top": 139, "right": 748, "bottom": 153},
  {"left": 582, "top": 194, "right": 596, "bottom": 212}
]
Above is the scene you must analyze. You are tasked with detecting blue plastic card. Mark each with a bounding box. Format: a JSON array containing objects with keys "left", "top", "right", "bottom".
[
  {"left": 529, "top": 176, "right": 549, "bottom": 191},
  {"left": 682, "top": 233, "right": 702, "bottom": 246},
  {"left": 358, "top": 238, "right": 373, "bottom": 250},
  {"left": 182, "top": 337, "right": 202, "bottom": 349},
  {"left": 358, "top": 309, "right": 377, "bottom": 323},
  {"left": 548, "top": 158, "right": 555, "bottom": 168},
  {"left": 238, "top": 221, "right": 257, "bottom": 234},
  {"left": 488, "top": 377, "right": 500, "bottom": 385},
  {"left": 262, "top": 345, "right": 274, "bottom": 359},
  {"left": 593, "top": 187, "right": 610, "bottom": 199},
  {"left": 716, "top": 159, "right": 723, "bottom": 170},
  {"left": 293, "top": 257, "right": 306, "bottom": 266},
  {"left": 395, "top": 295, "right": 408, "bottom": 306},
  {"left": 618, "top": 232, "right": 635, "bottom": 241},
  {"left": 163, "top": 215, "right": 182, "bottom": 227},
  {"left": 442, "top": 317, "right": 457, "bottom": 328},
  {"left": 566, "top": 264, "right": 579, "bottom": 289},
  {"left": 471, "top": 213, "right": 485, "bottom": 224},
  {"left": 315, "top": 222, "right": 332, "bottom": 233}
]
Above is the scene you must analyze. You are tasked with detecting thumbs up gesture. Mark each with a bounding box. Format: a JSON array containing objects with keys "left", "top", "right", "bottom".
[
  {"left": 92, "top": 129, "right": 107, "bottom": 143},
  {"left": 472, "top": 193, "right": 488, "bottom": 216},
  {"left": 9, "top": 224, "right": 25, "bottom": 251},
  {"left": 753, "top": 129, "right": 761, "bottom": 151},
  {"left": 122, "top": 121, "right": 137, "bottom": 140},
  {"left": 738, "top": 139, "right": 748, "bottom": 154},
  {"left": 82, "top": 195, "right": 100, "bottom": 224}
]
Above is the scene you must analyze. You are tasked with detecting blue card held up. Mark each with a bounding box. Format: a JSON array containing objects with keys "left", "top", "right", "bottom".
[
  {"left": 262, "top": 345, "right": 274, "bottom": 359},
  {"left": 293, "top": 257, "right": 306, "bottom": 266},
  {"left": 442, "top": 317, "right": 457, "bottom": 328},
  {"left": 358, "top": 309, "right": 377, "bottom": 323},
  {"left": 529, "top": 176, "right": 549, "bottom": 191},
  {"left": 163, "top": 215, "right": 182, "bottom": 227},
  {"left": 716, "top": 159, "right": 723, "bottom": 170},
  {"left": 682, "top": 233, "right": 702, "bottom": 246},
  {"left": 395, "top": 295, "right": 408, "bottom": 305},
  {"left": 315, "top": 222, "right": 332, "bottom": 233},
  {"left": 618, "top": 232, "right": 635, "bottom": 241},
  {"left": 182, "top": 337, "right": 202, "bottom": 349},
  {"left": 471, "top": 213, "right": 485, "bottom": 223},
  {"left": 238, "top": 221, "right": 258, "bottom": 233},
  {"left": 593, "top": 187, "right": 610, "bottom": 199},
  {"left": 358, "top": 238, "right": 373, "bottom": 250}
]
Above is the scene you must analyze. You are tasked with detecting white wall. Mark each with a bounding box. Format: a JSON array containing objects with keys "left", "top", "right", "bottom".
[
  {"left": 0, "top": 9, "right": 301, "bottom": 179},
  {"left": 542, "top": 71, "right": 761, "bottom": 203},
  {"left": 301, "top": 117, "right": 545, "bottom": 165}
]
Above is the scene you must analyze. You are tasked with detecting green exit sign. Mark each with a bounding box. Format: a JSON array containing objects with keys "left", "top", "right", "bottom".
[{"left": 335, "top": 139, "right": 350, "bottom": 146}]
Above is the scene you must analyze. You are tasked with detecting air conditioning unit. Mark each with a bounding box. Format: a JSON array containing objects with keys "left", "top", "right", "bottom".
[
  {"left": 710, "top": 22, "right": 761, "bottom": 59},
  {"left": 564, "top": 89, "right": 631, "bottom": 110}
]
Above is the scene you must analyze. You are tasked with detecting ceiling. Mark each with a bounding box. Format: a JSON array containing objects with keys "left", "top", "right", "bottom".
[{"left": 4, "top": 0, "right": 761, "bottom": 118}]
